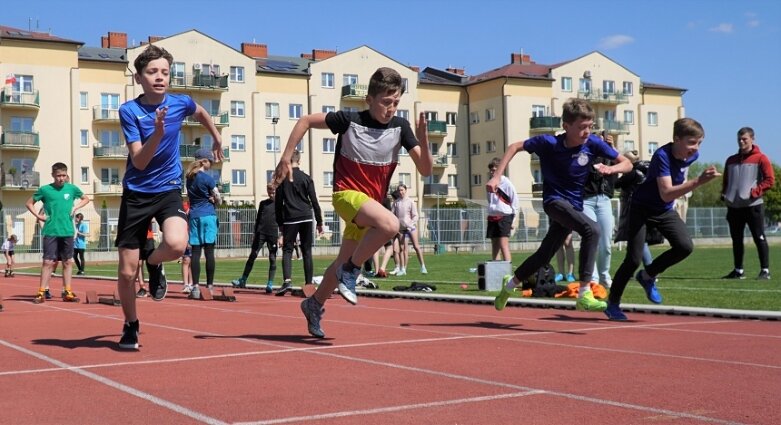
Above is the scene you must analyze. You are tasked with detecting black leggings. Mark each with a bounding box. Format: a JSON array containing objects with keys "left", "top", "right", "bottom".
[
  {"left": 727, "top": 205, "right": 769, "bottom": 269},
  {"left": 191, "top": 244, "right": 215, "bottom": 286},
  {"left": 282, "top": 221, "right": 314, "bottom": 284},
  {"left": 241, "top": 233, "right": 278, "bottom": 282},
  {"left": 73, "top": 248, "right": 85, "bottom": 272}
]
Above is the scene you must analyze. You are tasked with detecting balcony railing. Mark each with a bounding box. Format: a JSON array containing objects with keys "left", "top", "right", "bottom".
[
  {"left": 93, "top": 181, "right": 123, "bottom": 195},
  {"left": 169, "top": 72, "right": 229, "bottom": 91},
  {"left": 341, "top": 83, "right": 368, "bottom": 99},
  {"left": 93, "top": 144, "right": 128, "bottom": 158},
  {"left": 595, "top": 119, "right": 631, "bottom": 135},
  {"left": 529, "top": 116, "right": 561, "bottom": 132},
  {"left": 0, "top": 89, "right": 40, "bottom": 109},
  {"left": 427, "top": 120, "right": 447, "bottom": 136},
  {"left": 576, "top": 89, "right": 629, "bottom": 105},
  {"left": 219, "top": 181, "right": 231, "bottom": 194},
  {"left": 1, "top": 131, "right": 40, "bottom": 151},
  {"left": 183, "top": 111, "right": 230, "bottom": 128},
  {"left": 179, "top": 145, "right": 230, "bottom": 161},
  {"left": 2, "top": 171, "right": 40, "bottom": 190},
  {"left": 92, "top": 106, "right": 121, "bottom": 122},
  {"left": 433, "top": 154, "right": 448, "bottom": 168}
]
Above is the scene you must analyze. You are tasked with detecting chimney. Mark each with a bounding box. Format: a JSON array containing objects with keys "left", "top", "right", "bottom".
[
  {"left": 148, "top": 35, "right": 164, "bottom": 44},
  {"left": 409, "top": 66, "right": 420, "bottom": 73},
  {"left": 241, "top": 42, "right": 268, "bottom": 58},
  {"left": 300, "top": 53, "right": 313, "bottom": 59},
  {"left": 107, "top": 32, "right": 127, "bottom": 49},
  {"left": 511, "top": 52, "right": 533, "bottom": 64},
  {"left": 101, "top": 36, "right": 108, "bottom": 48},
  {"left": 446, "top": 67, "right": 465, "bottom": 76},
  {"left": 312, "top": 49, "right": 336, "bottom": 61}
]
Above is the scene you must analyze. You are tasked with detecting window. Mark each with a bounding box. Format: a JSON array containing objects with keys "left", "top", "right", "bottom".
[
  {"left": 533, "top": 170, "right": 542, "bottom": 183},
  {"left": 447, "top": 143, "right": 457, "bottom": 157},
  {"left": 399, "top": 173, "right": 411, "bottom": 187},
  {"left": 623, "top": 140, "right": 635, "bottom": 152},
  {"left": 265, "top": 102, "right": 279, "bottom": 119},
  {"left": 485, "top": 108, "right": 496, "bottom": 121},
  {"left": 624, "top": 110, "right": 634, "bottom": 124},
  {"left": 232, "top": 169, "right": 246, "bottom": 186},
  {"left": 80, "top": 130, "right": 89, "bottom": 147},
  {"left": 10, "top": 117, "right": 33, "bottom": 132},
  {"left": 80, "top": 167, "right": 89, "bottom": 184},
  {"left": 100, "top": 93, "right": 120, "bottom": 116},
  {"left": 343, "top": 106, "right": 359, "bottom": 113},
  {"left": 561, "top": 77, "right": 572, "bottom": 92},
  {"left": 231, "top": 101, "right": 245, "bottom": 117},
  {"left": 446, "top": 112, "right": 457, "bottom": 125},
  {"left": 323, "top": 138, "right": 336, "bottom": 153},
  {"left": 343, "top": 74, "right": 358, "bottom": 86},
  {"left": 266, "top": 170, "right": 274, "bottom": 184},
  {"left": 399, "top": 146, "right": 409, "bottom": 156},
  {"left": 469, "top": 111, "right": 480, "bottom": 124},
  {"left": 289, "top": 104, "right": 303, "bottom": 119},
  {"left": 396, "top": 109, "right": 409, "bottom": 120},
  {"left": 295, "top": 139, "right": 304, "bottom": 152},
  {"left": 80, "top": 92, "right": 88, "bottom": 109},
  {"left": 604, "top": 110, "right": 616, "bottom": 121},
  {"left": 171, "top": 62, "right": 185, "bottom": 85},
  {"left": 430, "top": 142, "right": 439, "bottom": 154},
  {"left": 579, "top": 78, "right": 591, "bottom": 93},
  {"left": 472, "top": 174, "right": 482, "bottom": 186},
  {"left": 471, "top": 143, "right": 480, "bottom": 155},
  {"left": 402, "top": 78, "right": 409, "bottom": 93},
  {"left": 648, "top": 142, "right": 658, "bottom": 155},
  {"left": 11, "top": 75, "right": 34, "bottom": 97},
  {"left": 323, "top": 171, "right": 334, "bottom": 187},
  {"left": 229, "top": 66, "right": 244, "bottom": 83},
  {"left": 322, "top": 105, "right": 336, "bottom": 113},
  {"left": 648, "top": 112, "right": 658, "bottom": 126},
  {"left": 425, "top": 111, "right": 438, "bottom": 122},
  {"left": 203, "top": 99, "right": 220, "bottom": 116},
  {"left": 485, "top": 140, "right": 496, "bottom": 152},
  {"left": 532, "top": 105, "right": 546, "bottom": 117},
  {"left": 623, "top": 81, "right": 633, "bottom": 95},
  {"left": 447, "top": 174, "right": 458, "bottom": 188},
  {"left": 603, "top": 80, "right": 615, "bottom": 94},
  {"left": 100, "top": 167, "right": 120, "bottom": 185},
  {"left": 266, "top": 136, "right": 280, "bottom": 152},
  {"left": 100, "top": 130, "right": 121, "bottom": 147},
  {"left": 321, "top": 72, "right": 334, "bottom": 88},
  {"left": 231, "top": 135, "right": 246, "bottom": 151}
]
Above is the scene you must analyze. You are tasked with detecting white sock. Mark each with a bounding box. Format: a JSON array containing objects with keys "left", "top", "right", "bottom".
[
  {"left": 578, "top": 284, "right": 591, "bottom": 297},
  {"left": 736, "top": 268, "right": 744, "bottom": 274},
  {"left": 505, "top": 277, "right": 518, "bottom": 290}
]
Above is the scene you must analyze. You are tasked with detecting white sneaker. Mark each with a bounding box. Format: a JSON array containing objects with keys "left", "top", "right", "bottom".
[
  {"left": 397, "top": 269, "right": 407, "bottom": 276},
  {"left": 421, "top": 266, "right": 428, "bottom": 274},
  {"left": 181, "top": 284, "right": 193, "bottom": 294},
  {"left": 389, "top": 268, "right": 400, "bottom": 276}
]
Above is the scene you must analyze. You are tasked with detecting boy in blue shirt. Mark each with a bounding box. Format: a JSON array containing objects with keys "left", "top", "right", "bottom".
[
  {"left": 605, "top": 118, "right": 720, "bottom": 320},
  {"left": 489, "top": 98, "right": 632, "bottom": 313},
  {"left": 116, "top": 45, "right": 223, "bottom": 349}
]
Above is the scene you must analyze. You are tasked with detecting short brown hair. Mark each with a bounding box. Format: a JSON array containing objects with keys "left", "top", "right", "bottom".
[
  {"left": 737, "top": 127, "right": 754, "bottom": 139},
  {"left": 134, "top": 44, "right": 173, "bottom": 74},
  {"left": 561, "top": 98, "right": 595, "bottom": 124},
  {"left": 488, "top": 157, "right": 501, "bottom": 170},
  {"left": 52, "top": 162, "right": 68, "bottom": 173},
  {"left": 368, "top": 67, "right": 402, "bottom": 97},
  {"left": 673, "top": 118, "right": 704, "bottom": 140}
]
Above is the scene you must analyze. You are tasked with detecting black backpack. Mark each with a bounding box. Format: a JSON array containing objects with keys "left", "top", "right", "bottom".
[{"left": 522, "top": 264, "right": 565, "bottom": 297}]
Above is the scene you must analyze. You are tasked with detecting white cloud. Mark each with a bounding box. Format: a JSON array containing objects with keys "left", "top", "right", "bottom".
[
  {"left": 747, "top": 19, "right": 760, "bottom": 28},
  {"left": 709, "top": 23, "right": 734, "bottom": 33},
  {"left": 598, "top": 35, "right": 635, "bottom": 50}
]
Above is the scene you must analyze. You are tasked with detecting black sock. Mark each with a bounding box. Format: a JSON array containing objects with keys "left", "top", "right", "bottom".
[{"left": 343, "top": 258, "right": 359, "bottom": 272}]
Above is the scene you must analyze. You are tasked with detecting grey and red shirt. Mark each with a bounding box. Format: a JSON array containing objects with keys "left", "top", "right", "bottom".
[{"left": 722, "top": 144, "right": 775, "bottom": 208}]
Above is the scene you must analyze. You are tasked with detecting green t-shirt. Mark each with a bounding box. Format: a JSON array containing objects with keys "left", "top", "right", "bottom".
[{"left": 33, "top": 183, "right": 84, "bottom": 237}]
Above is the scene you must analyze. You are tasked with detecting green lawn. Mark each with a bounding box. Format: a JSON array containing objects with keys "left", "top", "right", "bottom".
[{"left": 38, "top": 245, "right": 780, "bottom": 311}]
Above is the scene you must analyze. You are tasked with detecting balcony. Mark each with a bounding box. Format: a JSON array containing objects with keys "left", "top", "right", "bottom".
[
  {"left": 576, "top": 89, "right": 629, "bottom": 105},
  {"left": 341, "top": 83, "right": 368, "bottom": 100},
  {"left": 179, "top": 145, "right": 230, "bottom": 162},
  {"left": 219, "top": 181, "right": 231, "bottom": 194},
  {"left": 529, "top": 153, "right": 540, "bottom": 163},
  {"left": 427, "top": 120, "right": 447, "bottom": 137},
  {"left": 93, "top": 144, "right": 128, "bottom": 159},
  {"left": 433, "top": 154, "right": 448, "bottom": 169},
  {"left": 423, "top": 183, "right": 448, "bottom": 198},
  {"left": 183, "top": 111, "right": 229, "bottom": 128},
  {"left": 596, "top": 119, "right": 631, "bottom": 135},
  {"left": 1, "top": 131, "right": 40, "bottom": 152},
  {"left": 93, "top": 181, "right": 123, "bottom": 196},
  {"left": 2, "top": 171, "right": 40, "bottom": 190},
  {"left": 92, "top": 107, "right": 121, "bottom": 123},
  {"left": 169, "top": 72, "right": 229, "bottom": 92},
  {"left": 0, "top": 90, "right": 40, "bottom": 110},
  {"left": 529, "top": 116, "right": 561, "bottom": 133}
]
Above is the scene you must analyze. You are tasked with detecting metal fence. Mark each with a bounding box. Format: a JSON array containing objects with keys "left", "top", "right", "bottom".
[{"left": 0, "top": 203, "right": 766, "bottom": 253}]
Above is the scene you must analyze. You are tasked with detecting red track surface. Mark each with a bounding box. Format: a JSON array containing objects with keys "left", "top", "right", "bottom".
[{"left": 1, "top": 274, "right": 779, "bottom": 424}]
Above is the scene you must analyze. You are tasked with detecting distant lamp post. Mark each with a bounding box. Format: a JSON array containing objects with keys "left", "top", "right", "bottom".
[{"left": 272, "top": 117, "right": 279, "bottom": 181}]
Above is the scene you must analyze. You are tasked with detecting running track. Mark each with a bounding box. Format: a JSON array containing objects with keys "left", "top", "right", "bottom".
[{"left": 1, "top": 274, "right": 779, "bottom": 424}]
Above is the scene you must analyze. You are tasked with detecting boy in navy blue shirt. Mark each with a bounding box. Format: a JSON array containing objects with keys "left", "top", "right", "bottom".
[
  {"left": 489, "top": 98, "right": 632, "bottom": 313},
  {"left": 605, "top": 118, "right": 720, "bottom": 320},
  {"left": 116, "top": 45, "right": 223, "bottom": 349}
]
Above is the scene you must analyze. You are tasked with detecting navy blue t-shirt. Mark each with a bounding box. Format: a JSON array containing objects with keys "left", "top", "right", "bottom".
[
  {"left": 632, "top": 143, "right": 698, "bottom": 213},
  {"left": 524, "top": 133, "right": 618, "bottom": 211},
  {"left": 186, "top": 171, "right": 217, "bottom": 218}
]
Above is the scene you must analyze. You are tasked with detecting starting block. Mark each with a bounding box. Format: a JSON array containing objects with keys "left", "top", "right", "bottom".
[
  {"left": 0, "top": 293, "right": 4, "bottom": 311},
  {"left": 200, "top": 287, "right": 236, "bottom": 302},
  {"left": 85, "top": 290, "right": 121, "bottom": 306}
]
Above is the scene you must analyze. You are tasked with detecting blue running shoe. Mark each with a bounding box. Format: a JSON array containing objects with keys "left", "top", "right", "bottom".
[
  {"left": 554, "top": 273, "right": 564, "bottom": 282},
  {"left": 336, "top": 264, "right": 361, "bottom": 305},
  {"left": 604, "top": 302, "right": 628, "bottom": 321},
  {"left": 636, "top": 270, "right": 662, "bottom": 304},
  {"left": 300, "top": 297, "right": 325, "bottom": 338}
]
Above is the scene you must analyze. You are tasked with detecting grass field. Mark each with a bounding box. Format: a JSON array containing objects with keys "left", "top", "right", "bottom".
[{"left": 26, "top": 244, "right": 780, "bottom": 312}]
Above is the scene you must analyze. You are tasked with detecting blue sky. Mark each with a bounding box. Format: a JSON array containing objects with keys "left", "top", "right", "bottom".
[{"left": 4, "top": 0, "right": 780, "bottom": 165}]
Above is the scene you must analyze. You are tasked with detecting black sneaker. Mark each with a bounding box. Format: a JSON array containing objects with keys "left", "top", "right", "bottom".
[
  {"left": 44, "top": 289, "right": 52, "bottom": 300},
  {"left": 146, "top": 262, "right": 167, "bottom": 301},
  {"left": 757, "top": 270, "right": 771, "bottom": 280},
  {"left": 119, "top": 320, "right": 140, "bottom": 350},
  {"left": 722, "top": 269, "right": 745, "bottom": 279},
  {"left": 136, "top": 288, "right": 148, "bottom": 298},
  {"left": 275, "top": 281, "right": 293, "bottom": 296}
]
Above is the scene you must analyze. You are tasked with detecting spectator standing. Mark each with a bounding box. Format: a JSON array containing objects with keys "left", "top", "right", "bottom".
[
  {"left": 73, "top": 213, "right": 88, "bottom": 275},
  {"left": 232, "top": 183, "right": 280, "bottom": 293}
]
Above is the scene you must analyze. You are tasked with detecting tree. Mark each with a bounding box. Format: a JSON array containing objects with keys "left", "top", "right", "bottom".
[
  {"left": 762, "top": 163, "right": 781, "bottom": 223},
  {"left": 687, "top": 162, "right": 724, "bottom": 207}
]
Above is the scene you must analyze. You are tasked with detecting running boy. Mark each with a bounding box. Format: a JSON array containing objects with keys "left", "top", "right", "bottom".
[
  {"left": 490, "top": 98, "right": 632, "bottom": 313},
  {"left": 605, "top": 118, "right": 720, "bottom": 320},
  {"left": 26, "top": 162, "right": 90, "bottom": 303},
  {"left": 116, "top": 44, "right": 223, "bottom": 349},
  {"left": 274, "top": 67, "right": 432, "bottom": 338}
]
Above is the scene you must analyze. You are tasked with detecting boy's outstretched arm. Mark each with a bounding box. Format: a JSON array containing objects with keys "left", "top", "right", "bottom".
[
  {"left": 192, "top": 104, "right": 224, "bottom": 162},
  {"left": 273, "top": 113, "right": 328, "bottom": 185},
  {"left": 594, "top": 153, "right": 633, "bottom": 175},
  {"left": 408, "top": 112, "right": 433, "bottom": 177},
  {"left": 657, "top": 165, "right": 721, "bottom": 203},
  {"left": 485, "top": 140, "right": 525, "bottom": 193}
]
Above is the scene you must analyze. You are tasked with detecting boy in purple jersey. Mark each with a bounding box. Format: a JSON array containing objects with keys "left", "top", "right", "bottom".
[
  {"left": 115, "top": 45, "right": 223, "bottom": 350},
  {"left": 605, "top": 118, "right": 720, "bottom": 320},
  {"left": 489, "top": 98, "right": 632, "bottom": 313}
]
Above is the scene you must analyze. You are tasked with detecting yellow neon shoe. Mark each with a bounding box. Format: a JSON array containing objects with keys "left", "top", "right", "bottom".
[
  {"left": 33, "top": 290, "right": 46, "bottom": 304},
  {"left": 494, "top": 275, "right": 514, "bottom": 311},
  {"left": 576, "top": 290, "right": 607, "bottom": 312}
]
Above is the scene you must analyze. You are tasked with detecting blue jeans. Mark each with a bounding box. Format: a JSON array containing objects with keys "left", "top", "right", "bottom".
[{"left": 583, "top": 194, "right": 614, "bottom": 284}]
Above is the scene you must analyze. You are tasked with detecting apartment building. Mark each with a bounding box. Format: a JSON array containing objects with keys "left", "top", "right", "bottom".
[{"left": 0, "top": 25, "right": 685, "bottom": 244}]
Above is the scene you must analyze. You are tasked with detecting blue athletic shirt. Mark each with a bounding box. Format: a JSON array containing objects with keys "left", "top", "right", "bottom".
[
  {"left": 523, "top": 133, "right": 618, "bottom": 211},
  {"left": 186, "top": 171, "right": 218, "bottom": 219},
  {"left": 119, "top": 94, "right": 196, "bottom": 193},
  {"left": 632, "top": 142, "right": 698, "bottom": 213}
]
